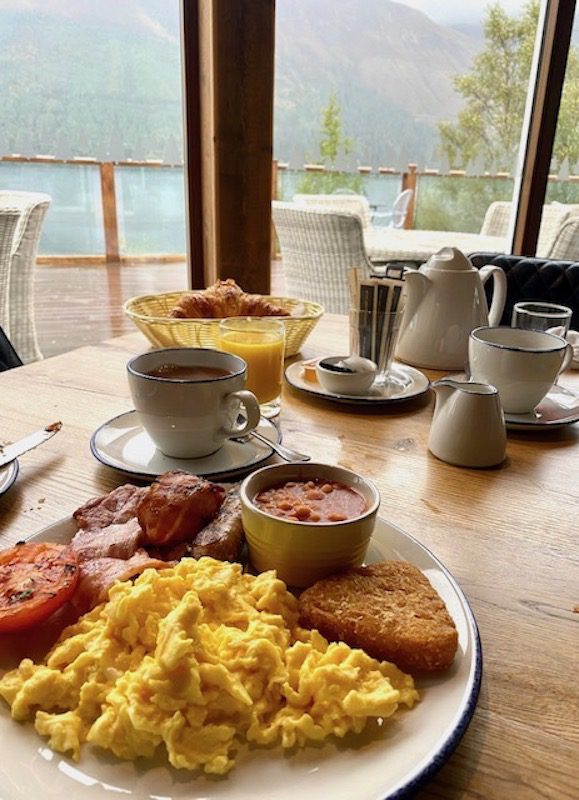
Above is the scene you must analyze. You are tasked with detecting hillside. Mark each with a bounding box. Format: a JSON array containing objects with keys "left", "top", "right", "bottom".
[
  {"left": 275, "top": 0, "right": 478, "bottom": 167},
  {"left": 0, "top": 0, "right": 478, "bottom": 167}
]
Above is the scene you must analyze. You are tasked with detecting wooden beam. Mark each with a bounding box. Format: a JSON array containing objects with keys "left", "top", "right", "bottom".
[
  {"left": 196, "top": 0, "right": 275, "bottom": 293},
  {"left": 512, "top": 0, "right": 576, "bottom": 255},
  {"left": 181, "top": 0, "right": 205, "bottom": 288},
  {"left": 401, "top": 163, "right": 417, "bottom": 230},
  {"left": 99, "top": 162, "right": 120, "bottom": 263}
]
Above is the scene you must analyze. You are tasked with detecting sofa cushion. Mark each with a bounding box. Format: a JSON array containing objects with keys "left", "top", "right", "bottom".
[{"left": 470, "top": 252, "right": 579, "bottom": 329}]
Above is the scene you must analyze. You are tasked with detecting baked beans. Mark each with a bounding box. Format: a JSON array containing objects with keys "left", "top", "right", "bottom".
[{"left": 254, "top": 478, "right": 366, "bottom": 523}]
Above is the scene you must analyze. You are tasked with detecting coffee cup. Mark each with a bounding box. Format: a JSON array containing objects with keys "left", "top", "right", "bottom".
[
  {"left": 127, "top": 348, "right": 260, "bottom": 458},
  {"left": 468, "top": 326, "right": 573, "bottom": 413}
]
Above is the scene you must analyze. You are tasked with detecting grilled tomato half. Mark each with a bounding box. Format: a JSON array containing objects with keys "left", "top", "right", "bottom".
[{"left": 0, "top": 542, "right": 79, "bottom": 632}]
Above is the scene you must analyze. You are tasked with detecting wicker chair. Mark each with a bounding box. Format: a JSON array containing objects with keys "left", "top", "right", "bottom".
[
  {"left": 480, "top": 201, "right": 570, "bottom": 257},
  {"left": 293, "top": 194, "right": 372, "bottom": 228},
  {"left": 546, "top": 216, "right": 579, "bottom": 260},
  {"left": 0, "top": 208, "right": 22, "bottom": 350},
  {"left": 272, "top": 201, "right": 375, "bottom": 313},
  {"left": 0, "top": 191, "right": 51, "bottom": 362}
]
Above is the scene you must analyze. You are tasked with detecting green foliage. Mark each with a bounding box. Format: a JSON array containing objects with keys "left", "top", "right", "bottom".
[
  {"left": 438, "top": 1, "right": 579, "bottom": 172},
  {"left": 297, "top": 93, "right": 362, "bottom": 194},
  {"left": 414, "top": 176, "right": 514, "bottom": 233},
  {"left": 0, "top": 12, "right": 182, "bottom": 160}
]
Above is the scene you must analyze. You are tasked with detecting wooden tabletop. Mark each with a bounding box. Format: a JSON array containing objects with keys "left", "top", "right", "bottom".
[{"left": 0, "top": 314, "right": 578, "bottom": 799}]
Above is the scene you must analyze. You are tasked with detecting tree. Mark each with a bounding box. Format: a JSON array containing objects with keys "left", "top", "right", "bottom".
[
  {"left": 438, "top": 1, "right": 579, "bottom": 171},
  {"left": 297, "top": 93, "right": 362, "bottom": 194}
]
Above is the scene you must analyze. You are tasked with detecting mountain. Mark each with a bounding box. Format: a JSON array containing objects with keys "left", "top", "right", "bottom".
[
  {"left": 274, "top": 0, "right": 479, "bottom": 168},
  {"left": 0, "top": 0, "right": 182, "bottom": 160},
  {"left": 0, "top": 0, "right": 479, "bottom": 167}
]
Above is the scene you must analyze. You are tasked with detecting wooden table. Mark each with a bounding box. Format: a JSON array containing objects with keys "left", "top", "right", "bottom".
[{"left": 1, "top": 315, "right": 578, "bottom": 799}]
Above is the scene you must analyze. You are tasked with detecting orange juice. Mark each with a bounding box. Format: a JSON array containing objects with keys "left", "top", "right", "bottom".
[{"left": 218, "top": 320, "right": 285, "bottom": 408}]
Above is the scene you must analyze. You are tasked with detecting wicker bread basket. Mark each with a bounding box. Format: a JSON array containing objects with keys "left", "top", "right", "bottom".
[{"left": 123, "top": 292, "right": 324, "bottom": 357}]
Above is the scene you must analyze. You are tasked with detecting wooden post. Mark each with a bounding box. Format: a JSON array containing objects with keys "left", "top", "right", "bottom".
[
  {"left": 181, "top": 0, "right": 205, "bottom": 288},
  {"left": 271, "top": 159, "right": 279, "bottom": 260},
  {"left": 99, "top": 162, "right": 120, "bottom": 262},
  {"left": 401, "top": 163, "right": 417, "bottom": 230},
  {"left": 196, "top": 0, "right": 275, "bottom": 293}
]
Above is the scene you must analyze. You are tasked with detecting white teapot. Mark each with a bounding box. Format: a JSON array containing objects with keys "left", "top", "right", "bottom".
[{"left": 396, "top": 247, "right": 507, "bottom": 370}]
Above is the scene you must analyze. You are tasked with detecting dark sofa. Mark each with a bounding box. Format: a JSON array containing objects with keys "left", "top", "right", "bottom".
[{"left": 470, "top": 253, "right": 579, "bottom": 330}]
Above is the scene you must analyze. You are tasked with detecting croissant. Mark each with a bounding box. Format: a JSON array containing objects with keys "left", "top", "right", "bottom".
[{"left": 170, "top": 279, "right": 290, "bottom": 319}]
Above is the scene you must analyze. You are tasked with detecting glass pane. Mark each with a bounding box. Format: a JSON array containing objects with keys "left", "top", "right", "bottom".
[
  {"left": 116, "top": 166, "right": 186, "bottom": 256},
  {"left": 0, "top": 2, "right": 188, "bottom": 358},
  {"left": 0, "top": 161, "right": 104, "bottom": 254},
  {"left": 274, "top": 0, "right": 542, "bottom": 277}
]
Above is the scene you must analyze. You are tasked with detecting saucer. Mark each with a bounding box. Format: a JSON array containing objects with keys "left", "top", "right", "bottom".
[
  {"left": 505, "top": 384, "right": 579, "bottom": 430},
  {"left": 285, "top": 361, "right": 430, "bottom": 405},
  {"left": 90, "top": 411, "right": 281, "bottom": 480},
  {"left": 0, "top": 460, "right": 19, "bottom": 496}
]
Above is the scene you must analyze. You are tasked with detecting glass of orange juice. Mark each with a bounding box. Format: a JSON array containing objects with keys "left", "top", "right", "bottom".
[{"left": 219, "top": 318, "right": 285, "bottom": 418}]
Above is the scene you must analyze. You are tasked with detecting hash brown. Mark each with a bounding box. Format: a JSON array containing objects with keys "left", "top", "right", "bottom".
[{"left": 298, "top": 560, "right": 458, "bottom": 672}]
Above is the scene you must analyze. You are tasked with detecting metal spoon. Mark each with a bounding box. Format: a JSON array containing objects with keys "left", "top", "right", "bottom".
[{"left": 235, "top": 428, "right": 310, "bottom": 462}]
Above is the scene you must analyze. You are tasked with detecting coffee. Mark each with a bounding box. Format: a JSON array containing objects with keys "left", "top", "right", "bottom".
[{"left": 146, "top": 363, "right": 230, "bottom": 381}]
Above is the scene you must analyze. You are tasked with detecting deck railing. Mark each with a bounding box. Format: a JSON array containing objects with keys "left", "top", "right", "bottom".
[{"left": 3, "top": 155, "right": 579, "bottom": 262}]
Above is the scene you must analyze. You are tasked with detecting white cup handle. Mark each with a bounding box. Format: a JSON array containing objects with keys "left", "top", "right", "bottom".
[
  {"left": 559, "top": 342, "right": 574, "bottom": 374},
  {"left": 220, "top": 389, "right": 261, "bottom": 438},
  {"left": 479, "top": 265, "right": 507, "bottom": 327}
]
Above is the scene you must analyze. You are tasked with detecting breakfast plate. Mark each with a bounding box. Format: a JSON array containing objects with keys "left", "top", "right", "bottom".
[
  {"left": 0, "top": 460, "right": 19, "bottom": 496},
  {"left": 0, "top": 516, "right": 482, "bottom": 800},
  {"left": 285, "top": 360, "right": 430, "bottom": 405},
  {"left": 90, "top": 410, "right": 281, "bottom": 480}
]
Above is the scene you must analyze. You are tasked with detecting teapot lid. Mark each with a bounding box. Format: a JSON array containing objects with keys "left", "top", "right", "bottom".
[{"left": 425, "top": 246, "right": 474, "bottom": 272}]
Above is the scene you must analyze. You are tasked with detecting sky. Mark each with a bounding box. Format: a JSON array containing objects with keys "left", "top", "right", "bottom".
[{"left": 400, "top": 0, "right": 528, "bottom": 26}]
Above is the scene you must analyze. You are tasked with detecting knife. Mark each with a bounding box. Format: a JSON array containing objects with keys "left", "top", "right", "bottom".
[{"left": 0, "top": 422, "right": 62, "bottom": 467}]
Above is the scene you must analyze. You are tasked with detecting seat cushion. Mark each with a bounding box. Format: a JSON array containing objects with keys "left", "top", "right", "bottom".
[{"left": 470, "top": 252, "right": 579, "bottom": 329}]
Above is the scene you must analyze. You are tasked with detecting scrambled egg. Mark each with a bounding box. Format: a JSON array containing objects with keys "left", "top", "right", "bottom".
[{"left": 0, "top": 558, "right": 418, "bottom": 774}]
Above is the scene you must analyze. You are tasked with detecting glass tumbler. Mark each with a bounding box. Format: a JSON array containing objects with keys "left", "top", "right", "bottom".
[
  {"left": 349, "top": 307, "right": 406, "bottom": 388},
  {"left": 218, "top": 317, "right": 285, "bottom": 418},
  {"left": 511, "top": 302, "right": 572, "bottom": 335}
]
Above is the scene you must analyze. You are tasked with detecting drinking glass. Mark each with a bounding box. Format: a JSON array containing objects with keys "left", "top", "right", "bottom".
[
  {"left": 219, "top": 318, "right": 285, "bottom": 418},
  {"left": 511, "top": 302, "right": 572, "bottom": 335},
  {"left": 349, "top": 307, "right": 406, "bottom": 389}
]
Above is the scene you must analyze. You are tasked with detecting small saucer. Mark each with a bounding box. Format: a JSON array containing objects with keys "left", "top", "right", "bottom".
[
  {"left": 285, "top": 360, "right": 429, "bottom": 405},
  {"left": 505, "top": 384, "right": 579, "bottom": 430},
  {"left": 0, "top": 459, "right": 19, "bottom": 496},
  {"left": 90, "top": 411, "right": 281, "bottom": 480}
]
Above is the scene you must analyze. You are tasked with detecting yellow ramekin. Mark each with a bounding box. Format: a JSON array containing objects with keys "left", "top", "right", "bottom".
[{"left": 240, "top": 463, "right": 380, "bottom": 587}]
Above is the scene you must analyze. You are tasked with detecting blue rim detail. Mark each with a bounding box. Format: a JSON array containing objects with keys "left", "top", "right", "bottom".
[
  {"left": 380, "top": 524, "right": 483, "bottom": 799},
  {"left": 89, "top": 410, "right": 281, "bottom": 481},
  {"left": 127, "top": 347, "right": 246, "bottom": 384}
]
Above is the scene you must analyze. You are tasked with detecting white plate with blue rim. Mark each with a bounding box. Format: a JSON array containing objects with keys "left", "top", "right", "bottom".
[
  {"left": 90, "top": 410, "right": 281, "bottom": 481},
  {"left": 285, "top": 360, "right": 430, "bottom": 405},
  {"left": 0, "top": 515, "right": 482, "bottom": 800},
  {"left": 504, "top": 383, "right": 579, "bottom": 429}
]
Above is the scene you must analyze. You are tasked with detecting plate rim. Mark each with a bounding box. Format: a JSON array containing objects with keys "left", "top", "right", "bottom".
[
  {"left": 0, "top": 459, "right": 19, "bottom": 496},
  {"left": 375, "top": 519, "right": 483, "bottom": 798},
  {"left": 285, "top": 361, "right": 430, "bottom": 406},
  {"left": 18, "top": 514, "right": 482, "bottom": 800},
  {"left": 90, "top": 410, "right": 281, "bottom": 481}
]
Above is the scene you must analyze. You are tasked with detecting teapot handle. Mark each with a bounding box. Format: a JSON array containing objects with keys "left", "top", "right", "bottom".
[{"left": 479, "top": 265, "right": 507, "bottom": 326}]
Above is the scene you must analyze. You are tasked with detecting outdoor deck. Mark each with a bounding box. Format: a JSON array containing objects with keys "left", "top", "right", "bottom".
[{"left": 34, "top": 260, "right": 285, "bottom": 359}]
